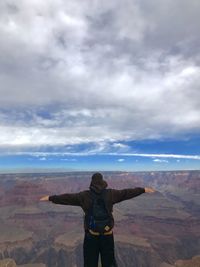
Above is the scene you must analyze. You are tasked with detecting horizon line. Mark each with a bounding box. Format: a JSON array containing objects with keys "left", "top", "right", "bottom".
[{"left": 0, "top": 168, "right": 199, "bottom": 175}]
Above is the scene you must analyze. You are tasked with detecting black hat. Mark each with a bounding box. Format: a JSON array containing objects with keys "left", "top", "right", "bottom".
[{"left": 90, "top": 172, "right": 107, "bottom": 193}]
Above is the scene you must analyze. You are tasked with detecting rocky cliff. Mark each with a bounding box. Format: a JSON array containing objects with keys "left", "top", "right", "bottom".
[{"left": 0, "top": 171, "right": 199, "bottom": 267}]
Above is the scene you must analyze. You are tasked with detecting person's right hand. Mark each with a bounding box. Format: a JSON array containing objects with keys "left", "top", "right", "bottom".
[
  {"left": 145, "top": 187, "right": 155, "bottom": 193},
  {"left": 40, "top": 195, "right": 49, "bottom": 201}
]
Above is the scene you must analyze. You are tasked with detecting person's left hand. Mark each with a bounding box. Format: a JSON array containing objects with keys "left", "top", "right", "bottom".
[
  {"left": 40, "top": 195, "right": 49, "bottom": 201},
  {"left": 145, "top": 187, "right": 156, "bottom": 193}
]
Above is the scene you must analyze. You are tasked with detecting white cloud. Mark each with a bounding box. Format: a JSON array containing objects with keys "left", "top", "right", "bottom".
[
  {"left": 153, "top": 159, "right": 169, "bottom": 163},
  {"left": 39, "top": 157, "right": 46, "bottom": 161},
  {"left": 110, "top": 153, "right": 200, "bottom": 160},
  {"left": 1, "top": 151, "right": 200, "bottom": 161},
  {"left": 0, "top": 0, "right": 200, "bottom": 150},
  {"left": 113, "top": 143, "right": 127, "bottom": 148},
  {"left": 118, "top": 158, "right": 125, "bottom": 162},
  {"left": 60, "top": 158, "right": 77, "bottom": 161}
]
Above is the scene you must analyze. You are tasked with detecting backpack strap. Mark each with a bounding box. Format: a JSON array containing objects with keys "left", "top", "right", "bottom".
[{"left": 101, "top": 189, "right": 111, "bottom": 215}]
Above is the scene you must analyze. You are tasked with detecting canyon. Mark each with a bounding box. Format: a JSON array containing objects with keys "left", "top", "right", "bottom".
[{"left": 0, "top": 171, "right": 199, "bottom": 267}]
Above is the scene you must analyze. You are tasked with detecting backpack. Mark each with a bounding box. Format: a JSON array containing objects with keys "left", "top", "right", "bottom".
[{"left": 86, "top": 189, "right": 112, "bottom": 234}]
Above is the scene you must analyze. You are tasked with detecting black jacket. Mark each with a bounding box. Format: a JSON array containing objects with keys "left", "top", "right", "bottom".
[{"left": 49, "top": 179, "right": 145, "bottom": 231}]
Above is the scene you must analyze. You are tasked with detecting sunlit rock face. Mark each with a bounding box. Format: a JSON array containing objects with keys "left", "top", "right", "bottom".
[{"left": 0, "top": 171, "right": 199, "bottom": 267}]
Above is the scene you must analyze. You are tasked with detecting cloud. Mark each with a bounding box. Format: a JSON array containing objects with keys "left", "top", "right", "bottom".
[
  {"left": 1, "top": 150, "right": 200, "bottom": 161},
  {"left": 60, "top": 158, "right": 77, "bottom": 161},
  {"left": 85, "top": 153, "right": 197, "bottom": 161},
  {"left": 109, "top": 153, "right": 200, "bottom": 160},
  {"left": 117, "top": 158, "right": 125, "bottom": 162},
  {"left": 39, "top": 157, "right": 46, "bottom": 161},
  {"left": 153, "top": 159, "right": 169, "bottom": 163},
  {"left": 0, "top": 0, "right": 200, "bottom": 151}
]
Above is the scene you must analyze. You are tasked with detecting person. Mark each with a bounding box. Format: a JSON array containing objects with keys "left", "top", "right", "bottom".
[{"left": 40, "top": 172, "right": 155, "bottom": 267}]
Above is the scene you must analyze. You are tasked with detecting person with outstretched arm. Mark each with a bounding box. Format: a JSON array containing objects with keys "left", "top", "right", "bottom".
[{"left": 40, "top": 172, "right": 155, "bottom": 267}]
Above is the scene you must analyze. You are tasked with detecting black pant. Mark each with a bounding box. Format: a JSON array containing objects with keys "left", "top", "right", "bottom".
[{"left": 83, "top": 232, "right": 118, "bottom": 267}]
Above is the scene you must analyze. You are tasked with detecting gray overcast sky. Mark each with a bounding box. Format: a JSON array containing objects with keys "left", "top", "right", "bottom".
[{"left": 0, "top": 0, "right": 200, "bottom": 153}]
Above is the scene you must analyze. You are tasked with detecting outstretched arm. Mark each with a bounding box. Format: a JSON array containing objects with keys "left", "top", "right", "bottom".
[
  {"left": 111, "top": 187, "right": 156, "bottom": 204},
  {"left": 40, "top": 192, "right": 83, "bottom": 206},
  {"left": 111, "top": 187, "right": 145, "bottom": 204}
]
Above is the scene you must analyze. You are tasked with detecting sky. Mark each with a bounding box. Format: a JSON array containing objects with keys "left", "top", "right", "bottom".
[{"left": 0, "top": 0, "right": 200, "bottom": 172}]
